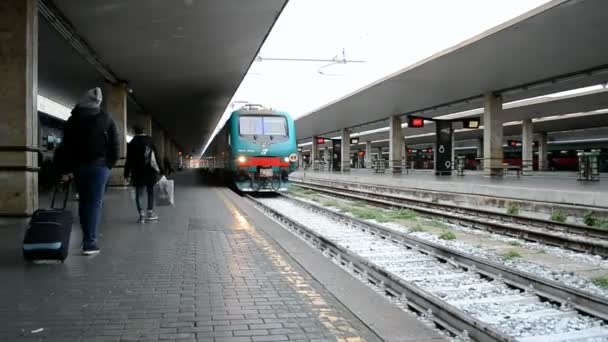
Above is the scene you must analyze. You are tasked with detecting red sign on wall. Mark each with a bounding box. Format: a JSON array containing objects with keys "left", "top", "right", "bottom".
[{"left": 408, "top": 116, "right": 425, "bottom": 128}]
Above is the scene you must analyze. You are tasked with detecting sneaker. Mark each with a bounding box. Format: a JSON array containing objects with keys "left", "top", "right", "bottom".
[
  {"left": 82, "top": 245, "right": 100, "bottom": 256},
  {"left": 138, "top": 211, "right": 146, "bottom": 224},
  {"left": 146, "top": 210, "right": 158, "bottom": 221}
]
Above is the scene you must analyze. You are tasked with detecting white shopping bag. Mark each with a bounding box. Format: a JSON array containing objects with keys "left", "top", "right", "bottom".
[{"left": 155, "top": 176, "right": 174, "bottom": 206}]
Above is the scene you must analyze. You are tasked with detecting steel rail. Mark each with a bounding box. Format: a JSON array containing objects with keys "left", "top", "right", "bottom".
[
  {"left": 269, "top": 192, "right": 608, "bottom": 323},
  {"left": 291, "top": 179, "right": 608, "bottom": 257},
  {"left": 246, "top": 194, "right": 514, "bottom": 342}
]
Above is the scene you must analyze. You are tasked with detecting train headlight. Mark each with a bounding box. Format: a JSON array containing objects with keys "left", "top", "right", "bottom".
[
  {"left": 283, "top": 157, "right": 290, "bottom": 162},
  {"left": 237, "top": 156, "right": 247, "bottom": 164},
  {"left": 288, "top": 153, "right": 298, "bottom": 162}
]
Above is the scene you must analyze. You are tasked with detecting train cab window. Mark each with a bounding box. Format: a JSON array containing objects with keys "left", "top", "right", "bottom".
[
  {"left": 262, "top": 117, "right": 287, "bottom": 136},
  {"left": 239, "top": 116, "right": 287, "bottom": 136},
  {"left": 239, "top": 116, "right": 263, "bottom": 135}
]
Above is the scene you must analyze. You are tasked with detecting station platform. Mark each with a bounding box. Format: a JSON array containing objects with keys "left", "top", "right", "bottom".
[
  {"left": 291, "top": 169, "right": 608, "bottom": 217},
  {"left": 0, "top": 170, "right": 443, "bottom": 342}
]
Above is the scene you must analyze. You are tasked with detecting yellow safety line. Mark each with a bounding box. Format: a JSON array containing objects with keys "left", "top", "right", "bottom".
[{"left": 216, "top": 189, "right": 366, "bottom": 342}]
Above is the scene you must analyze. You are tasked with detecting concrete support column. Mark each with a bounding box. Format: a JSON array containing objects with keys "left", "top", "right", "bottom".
[
  {"left": 0, "top": 0, "right": 38, "bottom": 216},
  {"left": 340, "top": 128, "right": 350, "bottom": 172},
  {"left": 168, "top": 140, "right": 174, "bottom": 167},
  {"left": 160, "top": 130, "right": 171, "bottom": 165},
  {"left": 389, "top": 115, "right": 403, "bottom": 173},
  {"left": 521, "top": 118, "right": 533, "bottom": 173},
  {"left": 402, "top": 139, "right": 408, "bottom": 169},
  {"left": 143, "top": 113, "right": 152, "bottom": 136},
  {"left": 537, "top": 132, "right": 548, "bottom": 171},
  {"left": 159, "top": 132, "right": 166, "bottom": 169},
  {"left": 311, "top": 138, "right": 319, "bottom": 170},
  {"left": 152, "top": 122, "right": 165, "bottom": 169},
  {"left": 451, "top": 132, "right": 456, "bottom": 168},
  {"left": 476, "top": 137, "right": 484, "bottom": 170},
  {"left": 103, "top": 82, "right": 128, "bottom": 186},
  {"left": 483, "top": 93, "right": 504, "bottom": 176},
  {"left": 364, "top": 141, "right": 372, "bottom": 168}
]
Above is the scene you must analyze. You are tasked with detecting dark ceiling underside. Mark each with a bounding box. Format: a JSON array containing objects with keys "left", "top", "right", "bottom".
[{"left": 38, "top": 0, "right": 287, "bottom": 152}]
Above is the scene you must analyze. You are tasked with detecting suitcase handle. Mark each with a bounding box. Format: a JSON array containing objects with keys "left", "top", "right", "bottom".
[{"left": 51, "top": 181, "right": 71, "bottom": 210}]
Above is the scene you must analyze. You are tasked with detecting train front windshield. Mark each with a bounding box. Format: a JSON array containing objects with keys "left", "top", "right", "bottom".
[{"left": 239, "top": 116, "right": 287, "bottom": 136}]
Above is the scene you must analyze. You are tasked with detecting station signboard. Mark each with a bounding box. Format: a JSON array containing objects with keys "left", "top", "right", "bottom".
[
  {"left": 331, "top": 139, "right": 341, "bottom": 171},
  {"left": 435, "top": 120, "right": 453, "bottom": 175},
  {"left": 463, "top": 118, "right": 480, "bottom": 129},
  {"left": 408, "top": 116, "right": 425, "bottom": 128}
]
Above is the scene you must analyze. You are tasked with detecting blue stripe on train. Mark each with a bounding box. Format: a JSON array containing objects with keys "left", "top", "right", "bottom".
[{"left": 23, "top": 242, "right": 62, "bottom": 251}]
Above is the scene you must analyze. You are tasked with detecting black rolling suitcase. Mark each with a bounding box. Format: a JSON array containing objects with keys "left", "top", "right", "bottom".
[{"left": 23, "top": 182, "right": 73, "bottom": 262}]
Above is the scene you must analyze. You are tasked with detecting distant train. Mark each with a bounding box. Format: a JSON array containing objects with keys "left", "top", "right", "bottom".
[
  {"left": 202, "top": 105, "right": 298, "bottom": 192},
  {"left": 459, "top": 144, "right": 608, "bottom": 171},
  {"left": 402, "top": 142, "right": 607, "bottom": 172}
]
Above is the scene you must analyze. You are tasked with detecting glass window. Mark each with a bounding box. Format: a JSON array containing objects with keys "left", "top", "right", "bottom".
[
  {"left": 262, "top": 117, "right": 287, "bottom": 136},
  {"left": 239, "top": 116, "right": 287, "bottom": 136},
  {"left": 239, "top": 116, "right": 263, "bottom": 135}
]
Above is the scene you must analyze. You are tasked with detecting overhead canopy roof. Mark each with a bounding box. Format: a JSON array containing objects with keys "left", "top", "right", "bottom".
[
  {"left": 402, "top": 113, "right": 608, "bottom": 147},
  {"left": 38, "top": 0, "right": 287, "bottom": 152},
  {"left": 301, "top": 88, "right": 608, "bottom": 145},
  {"left": 300, "top": 113, "right": 608, "bottom": 152},
  {"left": 295, "top": 0, "right": 608, "bottom": 141}
]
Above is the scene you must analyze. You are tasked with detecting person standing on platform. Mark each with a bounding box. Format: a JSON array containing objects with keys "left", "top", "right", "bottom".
[
  {"left": 124, "top": 125, "right": 162, "bottom": 223},
  {"left": 55, "top": 87, "right": 119, "bottom": 255}
]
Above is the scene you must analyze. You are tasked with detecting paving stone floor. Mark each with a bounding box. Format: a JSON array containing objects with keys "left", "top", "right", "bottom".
[{"left": 0, "top": 171, "right": 378, "bottom": 342}]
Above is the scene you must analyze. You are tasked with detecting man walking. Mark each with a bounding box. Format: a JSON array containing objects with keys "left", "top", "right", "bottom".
[
  {"left": 56, "top": 87, "right": 119, "bottom": 255},
  {"left": 124, "top": 125, "right": 161, "bottom": 223}
]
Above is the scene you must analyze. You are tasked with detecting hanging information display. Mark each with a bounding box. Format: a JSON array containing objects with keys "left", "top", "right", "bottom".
[
  {"left": 435, "top": 120, "right": 453, "bottom": 176},
  {"left": 332, "top": 139, "right": 341, "bottom": 171}
]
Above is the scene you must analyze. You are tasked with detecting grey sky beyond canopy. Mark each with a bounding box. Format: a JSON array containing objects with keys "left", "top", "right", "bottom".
[{"left": 295, "top": 0, "right": 608, "bottom": 141}]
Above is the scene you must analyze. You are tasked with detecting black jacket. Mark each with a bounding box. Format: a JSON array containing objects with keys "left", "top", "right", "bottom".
[
  {"left": 124, "top": 135, "right": 162, "bottom": 186},
  {"left": 55, "top": 107, "right": 119, "bottom": 173}
]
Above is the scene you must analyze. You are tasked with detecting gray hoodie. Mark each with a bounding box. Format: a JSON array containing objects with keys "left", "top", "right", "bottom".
[{"left": 56, "top": 87, "right": 120, "bottom": 172}]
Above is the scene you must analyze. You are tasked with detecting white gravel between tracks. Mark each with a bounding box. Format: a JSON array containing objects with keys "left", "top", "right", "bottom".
[
  {"left": 294, "top": 194, "right": 608, "bottom": 299},
  {"left": 259, "top": 197, "right": 608, "bottom": 341}
]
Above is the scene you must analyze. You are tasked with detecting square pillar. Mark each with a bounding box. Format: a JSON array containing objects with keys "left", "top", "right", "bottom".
[
  {"left": 483, "top": 93, "right": 504, "bottom": 176},
  {"left": 0, "top": 0, "right": 38, "bottom": 216},
  {"left": 476, "top": 137, "right": 483, "bottom": 170},
  {"left": 364, "top": 141, "right": 372, "bottom": 168},
  {"left": 143, "top": 113, "right": 152, "bottom": 136},
  {"left": 537, "top": 132, "right": 548, "bottom": 171},
  {"left": 521, "top": 118, "right": 533, "bottom": 173},
  {"left": 311, "top": 138, "right": 320, "bottom": 171},
  {"left": 152, "top": 122, "right": 165, "bottom": 167},
  {"left": 451, "top": 132, "right": 456, "bottom": 167},
  {"left": 340, "top": 129, "right": 350, "bottom": 172},
  {"left": 389, "top": 115, "right": 403, "bottom": 173},
  {"left": 103, "top": 82, "right": 128, "bottom": 186}
]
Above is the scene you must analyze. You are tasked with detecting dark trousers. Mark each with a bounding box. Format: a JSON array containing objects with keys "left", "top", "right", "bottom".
[
  {"left": 135, "top": 184, "right": 154, "bottom": 213},
  {"left": 74, "top": 164, "right": 110, "bottom": 249}
]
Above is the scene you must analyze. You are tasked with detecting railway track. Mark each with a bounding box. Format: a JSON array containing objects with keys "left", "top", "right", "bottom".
[
  {"left": 291, "top": 179, "right": 608, "bottom": 257},
  {"left": 248, "top": 193, "right": 608, "bottom": 342}
]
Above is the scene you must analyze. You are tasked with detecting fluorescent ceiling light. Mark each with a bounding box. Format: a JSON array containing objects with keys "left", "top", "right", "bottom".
[{"left": 38, "top": 95, "right": 71, "bottom": 121}]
